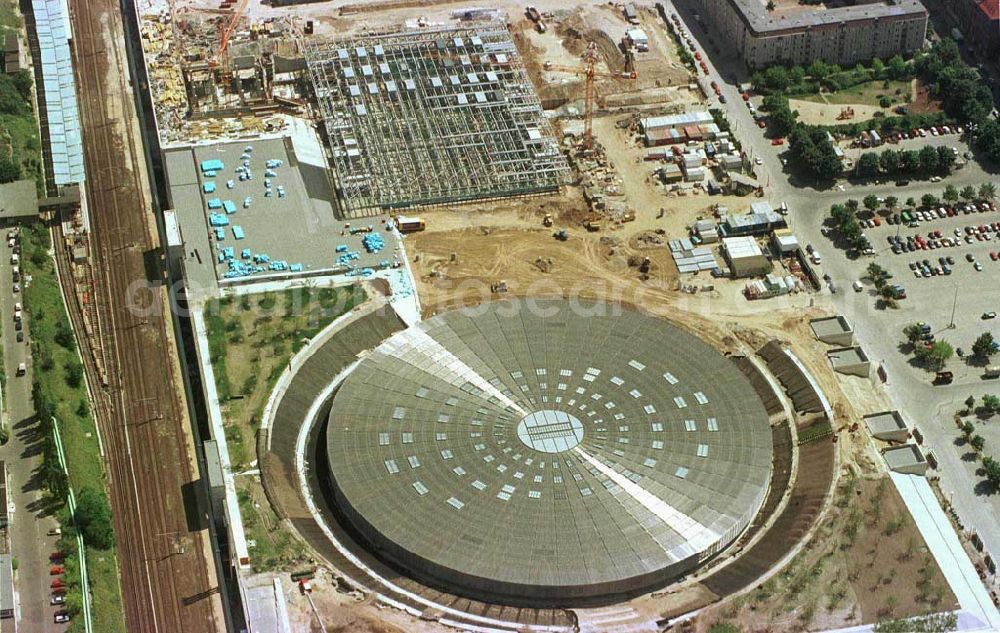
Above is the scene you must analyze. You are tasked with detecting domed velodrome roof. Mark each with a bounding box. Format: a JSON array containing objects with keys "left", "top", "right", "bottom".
[{"left": 322, "top": 300, "right": 773, "bottom": 604}]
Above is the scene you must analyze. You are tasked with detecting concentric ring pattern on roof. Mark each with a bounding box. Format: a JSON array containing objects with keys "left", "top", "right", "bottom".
[{"left": 323, "top": 301, "right": 773, "bottom": 603}]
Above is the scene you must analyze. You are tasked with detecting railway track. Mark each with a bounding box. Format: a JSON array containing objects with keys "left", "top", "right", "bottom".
[{"left": 64, "top": 0, "right": 222, "bottom": 631}]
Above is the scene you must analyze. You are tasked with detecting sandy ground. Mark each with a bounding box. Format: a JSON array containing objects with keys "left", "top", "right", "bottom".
[{"left": 788, "top": 98, "right": 892, "bottom": 127}]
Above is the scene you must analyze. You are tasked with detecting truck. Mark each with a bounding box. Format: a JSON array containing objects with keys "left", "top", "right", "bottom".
[
  {"left": 986, "top": 366, "right": 1000, "bottom": 379},
  {"left": 395, "top": 215, "right": 425, "bottom": 234}
]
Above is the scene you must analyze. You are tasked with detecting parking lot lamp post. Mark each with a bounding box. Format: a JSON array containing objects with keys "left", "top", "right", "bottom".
[{"left": 948, "top": 284, "right": 959, "bottom": 329}]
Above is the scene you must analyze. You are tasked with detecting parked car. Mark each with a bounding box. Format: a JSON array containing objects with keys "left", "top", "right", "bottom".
[
  {"left": 54, "top": 612, "right": 70, "bottom": 624},
  {"left": 49, "top": 565, "right": 64, "bottom": 576},
  {"left": 983, "top": 312, "right": 997, "bottom": 320},
  {"left": 50, "top": 595, "right": 66, "bottom": 605},
  {"left": 15, "top": 362, "right": 25, "bottom": 376}
]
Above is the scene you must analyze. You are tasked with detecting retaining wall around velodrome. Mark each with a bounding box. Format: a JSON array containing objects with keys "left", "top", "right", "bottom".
[{"left": 259, "top": 303, "right": 837, "bottom": 631}]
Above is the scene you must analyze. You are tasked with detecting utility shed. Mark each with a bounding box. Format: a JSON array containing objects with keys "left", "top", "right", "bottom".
[
  {"left": 883, "top": 444, "right": 929, "bottom": 475},
  {"left": 771, "top": 228, "right": 799, "bottom": 254},
  {"left": 864, "top": 411, "right": 909, "bottom": 443},
  {"left": 0, "top": 180, "right": 39, "bottom": 221},
  {"left": 809, "top": 316, "right": 855, "bottom": 346},
  {"left": 827, "top": 346, "right": 871, "bottom": 377},
  {"left": 722, "top": 236, "right": 770, "bottom": 278},
  {"left": 3, "top": 33, "right": 19, "bottom": 74},
  {"left": 728, "top": 172, "right": 760, "bottom": 194}
]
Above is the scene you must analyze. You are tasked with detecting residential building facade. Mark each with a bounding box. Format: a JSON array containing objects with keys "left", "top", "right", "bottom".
[
  {"left": 953, "top": 0, "right": 1000, "bottom": 57},
  {"left": 701, "top": 0, "right": 928, "bottom": 69}
]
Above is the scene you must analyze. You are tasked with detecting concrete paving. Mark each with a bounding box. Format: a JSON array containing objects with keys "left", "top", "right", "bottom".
[
  {"left": 0, "top": 224, "right": 63, "bottom": 633},
  {"left": 666, "top": 0, "right": 1000, "bottom": 586}
]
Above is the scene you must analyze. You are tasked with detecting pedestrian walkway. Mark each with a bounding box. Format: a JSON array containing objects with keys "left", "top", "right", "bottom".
[{"left": 891, "top": 472, "right": 1000, "bottom": 632}]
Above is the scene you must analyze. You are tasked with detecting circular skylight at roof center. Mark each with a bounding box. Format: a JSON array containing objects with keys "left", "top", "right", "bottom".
[
  {"left": 516, "top": 409, "right": 584, "bottom": 453},
  {"left": 323, "top": 300, "right": 774, "bottom": 604}
]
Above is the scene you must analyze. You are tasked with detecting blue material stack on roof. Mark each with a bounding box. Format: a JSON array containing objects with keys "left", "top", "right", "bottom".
[
  {"left": 233, "top": 226, "right": 245, "bottom": 240},
  {"left": 337, "top": 251, "right": 360, "bottom": 266},
  {"left": 243, "top": 196, "right": 252, "bottom": 208},
  {"left": 335, "top": 244, "right": 348, "bottom": 253},
  {"left": 362, "top": 232, "right": 385, "bottom": 253},
  {"left": 207, "top": 197, "right": 222, "bottom": 210},
  {"left": 201, "top": 159, "right": 225, "bottom": 173},
  {"left": 203, "top": 182, "right": 216, "bottom": 193},
  {"left": 241, "top": 248, "right": 252, "bottom": 259},
  {"left": 214, "top": 227, "right": 225, "bottom": 240},
  {"left": 265, "top": 159, "right": 284, "bottom": 169},
  {"left": 209, "top": 213, "right": 229, "bottom": 227},
  {"left": 223, "top": 200, "right": 237, "bottom": 214}
]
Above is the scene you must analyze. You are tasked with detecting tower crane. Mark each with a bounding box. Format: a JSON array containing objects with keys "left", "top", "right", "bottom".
[
  {"left": 543, "top": 42, "right": 637, "bottom": 149},
  {"left": 212, "top": 0, "right": 249, "bottom": 71}
]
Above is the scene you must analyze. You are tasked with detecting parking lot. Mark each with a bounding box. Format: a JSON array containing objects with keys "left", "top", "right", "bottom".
[{"left": 847, "top": 199, "right": 1000, "bottom": 373}]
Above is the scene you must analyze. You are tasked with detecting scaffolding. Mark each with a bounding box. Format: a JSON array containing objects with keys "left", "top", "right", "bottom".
[{"left": 305, "top": 23, "right": 569, "bottom": 216}]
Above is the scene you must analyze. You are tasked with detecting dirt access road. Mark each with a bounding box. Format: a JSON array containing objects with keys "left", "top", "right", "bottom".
[{"left": 69, "top": 0, "right": 223, "bottom": 631}]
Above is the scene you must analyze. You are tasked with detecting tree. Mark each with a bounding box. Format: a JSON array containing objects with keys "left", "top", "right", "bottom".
[
  {"left": 879, "top": 95, "right": 892, "bottom": 108},
  {"left": 921, "top": 193, "right": 939, "bottom": 208},
  {"left": 846, "top": 198, "right": 860, "bottom": 213},
  {"left": 0, "top": 158, "right": 19, "bottom": 185},
  {"left": 962, "top": 420, "right": 975, "bottom": 437},
  {"left": 762, "top": 95, "right": 799, "bottom": 136},
  {"left": 879, "top": 148, "right": 900, "bottom": 173},
  {"left": 919, "top": 145, "right": 940, "bottom": 174},
  {"left": 984, "top": 456, "right": 1000, "bottom": 488},
  {"left": 863, "top": 194, "right": 880, "bottom": 212},
  {"left": 905, "top": 197, "right": 916, "bottom": 209},
  {"left": 980, "top": 182, "right": 997, "bottom": 201},
  {"left": 857, "top": 153, "right": 880, "bottom": 178},
  {"left": 971, "top": 435, "right": 986, "bottom": 452},
  {"left": 914, "top": 340, "right": 953, "bottom": 370},
  {"left": 960, "top": 185, "right": 977, "bottom": 202},
  {"left": 983, "top": 394, "right": 1000, "bottom": 414},
  {"left": 903, "top": 323, "right": 925, "bottom": 344},
  {"left": 937, "top": 145, "right": 956, "bottom": 172},
  {"left": 766, "top": 0, "right": 775, "bottom": 10},
  {"left": 977, "top": 119, "right": 1000, "bottom": 165},
  {"left": 807, "top": 59, "right": 834, "bottom": 81},
  {"left": 901, "top": 149, "right": 921, "bottom": 173},
  {"left": 74, "top": 487, "right": 115, "bottom": 550},
  {"left": 972, "top": 332, "right": 997, "bottom": 360},
  {"left": 884, "top": 195, "right": 898, "bottom": 211},
  {"left": 966, "top": 395, "right": 977, "bottom": 412},
  {"left": 788, "top": 124, "right": 843, "bottom": 181},
  {"left": 867, "top": 262, "right": 889, "bottom": 285},
  {"left": 880, "top": 285, "right": 899, "bottom": 302},
  {"left": 886, "top": 54, "right": 908, "bottom": 81}
]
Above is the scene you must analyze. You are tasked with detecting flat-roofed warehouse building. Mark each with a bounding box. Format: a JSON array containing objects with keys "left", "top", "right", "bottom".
[{"left": 701, "top": 0, "right": 928, "bottom": 69}]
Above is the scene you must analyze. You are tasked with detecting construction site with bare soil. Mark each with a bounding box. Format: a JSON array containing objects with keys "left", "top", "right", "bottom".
[{"left": 93, "top": 0, "right": 997, "bottom": 632}]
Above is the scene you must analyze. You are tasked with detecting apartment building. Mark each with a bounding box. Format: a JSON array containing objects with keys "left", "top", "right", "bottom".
[
  {"left": 952, "top": 0, "right": 1000, "bottom": 56},
  {"left": 702, "top": 0, "right": 928, "bottom": 69}
]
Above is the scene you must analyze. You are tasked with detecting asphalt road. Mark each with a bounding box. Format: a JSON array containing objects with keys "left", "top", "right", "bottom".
[
  {"left": 0, "top": 226, "right": 63, "bottom": 633},
  {"left": 665, "top": 0, "right": 1000, "bottom": 564}
]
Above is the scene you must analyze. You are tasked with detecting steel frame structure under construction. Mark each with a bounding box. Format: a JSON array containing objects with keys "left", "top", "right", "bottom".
[{"left": 306, "top": 23, "right": 569, "bottom": 216}]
